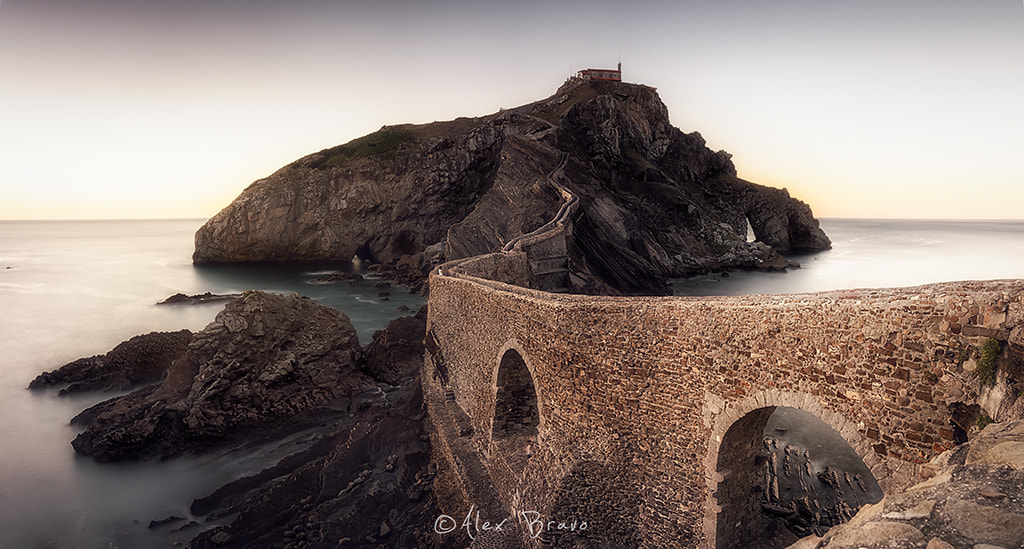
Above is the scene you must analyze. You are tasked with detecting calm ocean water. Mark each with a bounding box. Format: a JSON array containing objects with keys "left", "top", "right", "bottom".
[
  {"left": 674, "top": 219, "right": 1024, "bottom": 295},
  {"left": 0, "top": 219, "right": 424, "bottom": 548},
  {"left": 0, "top": 218, "right": 1022, "bottom": 547}
]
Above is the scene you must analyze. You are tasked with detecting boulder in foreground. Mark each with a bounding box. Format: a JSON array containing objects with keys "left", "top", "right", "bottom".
[{"left": 71, "top": 291, "right": 370, "bottom": 461}]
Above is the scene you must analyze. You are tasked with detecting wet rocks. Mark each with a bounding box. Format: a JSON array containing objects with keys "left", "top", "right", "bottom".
[
  {"left": 156, "top": 292, "right": 242, "bottom": 305},
  {"left": 762, "top": 435, "right": 880, "bottom": 539},
  {"left": 309, "top": 271, "right": 362, "bottom": 284},
  {"left": 28, "top": 330, "right": 193, "bottom": 395},
  {"left": 788, "top": 420, "right": 1024, "bottom": 549},
  {"left": 184, "top": 374, "right": 443, "bottom": 549},
  {"left": 69, "top": 291, "right": 371, "bottom": 461}
]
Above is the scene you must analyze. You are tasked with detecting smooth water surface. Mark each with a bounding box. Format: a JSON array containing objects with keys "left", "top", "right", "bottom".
[
  {"left": 1, "top": 218, "right": 1022, "bottom": 547},
  {"left": 0, "top": 219, "right": 422, "bottom": 548},
  {"left": 674, "top": 219, "right": 1024, "bottom": 296}
]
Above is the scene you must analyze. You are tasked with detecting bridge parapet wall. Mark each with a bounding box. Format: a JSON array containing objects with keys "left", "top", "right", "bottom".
[{"left": 425, "top": 274, "right": 1024, "bottom": 547}]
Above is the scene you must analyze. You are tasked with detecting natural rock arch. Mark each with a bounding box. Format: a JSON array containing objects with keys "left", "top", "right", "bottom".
[
  {"left": 703, "top": 391, "right": 883, "bottom": 548},
  {"left": 491, "top": 342, "right": 542, "bottom": 474}
]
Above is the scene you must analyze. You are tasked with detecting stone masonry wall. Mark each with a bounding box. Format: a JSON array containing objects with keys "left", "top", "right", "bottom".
[{"left": 424, "top": 274, "right": 1024, "bottom": 548}]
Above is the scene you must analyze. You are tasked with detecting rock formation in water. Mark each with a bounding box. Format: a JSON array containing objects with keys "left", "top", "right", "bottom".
[
  {"left": 39, "top": 293, "right": 443, "bottom": 547},
  {"left": 28, "top": 330, "right": 193, "bottom": 395},
  {"left": 157, "top": 292, "right": 242, "bottom": 305},
  {"left": 193, "top": 79, "right": 830, "bottom": 294},
  {"left": 787, "top": 420, "right": 1024, "bottom": 549},
  {"left": 70, "top": 291, "right": 370, "bottom": 461},
  {"left": 761, "top": 436, "right": 882, "bottom": 542}
]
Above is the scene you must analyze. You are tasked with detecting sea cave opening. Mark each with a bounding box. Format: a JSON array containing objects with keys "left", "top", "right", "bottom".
[{"left": 714, "top": 406, "right": 882, "bottom": 548}]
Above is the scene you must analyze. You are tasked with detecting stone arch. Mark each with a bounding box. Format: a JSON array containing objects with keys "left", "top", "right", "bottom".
[
  {"left": 491, "top": 340, "right": 542, "bottom": 473},
  {"left": 702, "top": 390, "right": 884, "bottom": 549}
]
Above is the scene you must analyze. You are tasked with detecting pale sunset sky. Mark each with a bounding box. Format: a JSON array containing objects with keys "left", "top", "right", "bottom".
[{"left": 1, "top": 0, "right": 1022, "bottom": 220}]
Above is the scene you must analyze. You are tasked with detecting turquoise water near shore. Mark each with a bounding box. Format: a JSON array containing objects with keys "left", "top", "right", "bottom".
[{"left": 0, "top": 218, "right": 1022, "bottom": 547}]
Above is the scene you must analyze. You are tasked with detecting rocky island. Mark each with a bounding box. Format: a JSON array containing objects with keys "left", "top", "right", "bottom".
[
  {"left": 32, "top": 77, "right": 1024, "bottom": 548},
  {"left": 193, "top": 78, "right": 830, "bottom": 295}
]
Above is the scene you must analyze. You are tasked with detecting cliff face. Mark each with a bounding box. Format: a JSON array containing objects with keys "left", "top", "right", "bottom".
[{"left": 194, "top": 79, "right": 830, "bottom": 294}]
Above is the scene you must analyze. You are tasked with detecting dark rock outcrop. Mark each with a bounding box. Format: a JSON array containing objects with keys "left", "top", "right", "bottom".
[
  {"left": 194, "top": 79, "right": 830, "bottom": 295},
  {"left": 42, "top": 292, "right": 444, "bottom": 547},
  {"left": 788, "top": 420, "right": 1024, "bottom": 549},
  {"left": 70, "top": 291, "right": 370, "bottom": 461},
  {"left": 362, "top": 305, "right": 428, "bottom": 385},
  {"left": 157, "top": 292, "right": 242, "bottom": 305},
  {"left": 28, "top": 330, "right": 193, "bottom": 395},
  {"left": 184, "top": 379, "right": 444, "bottom": 549}
]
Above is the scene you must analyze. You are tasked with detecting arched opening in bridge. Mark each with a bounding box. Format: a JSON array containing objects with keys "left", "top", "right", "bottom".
[
  {"left": 492, "top": 349, "right": 539, "bottom": 472},
  {"left": 715, "top": 406, "right": 882, "bottom": 549}
]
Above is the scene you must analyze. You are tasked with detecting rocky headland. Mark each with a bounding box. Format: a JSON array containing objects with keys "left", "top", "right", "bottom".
[
  {"left": 39, "top": 79, "right": 1024, "bottom": 548},
  {"left": 193, "top": 79, "right": 830, "bottom": 295},
  {"left": 29, "top": 329, "right": 193, "bottom": 395}
]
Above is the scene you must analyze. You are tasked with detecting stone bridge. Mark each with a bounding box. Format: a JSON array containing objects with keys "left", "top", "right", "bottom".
[{"left": 423, "top": 250, "right": 1024, "bottom": 548}]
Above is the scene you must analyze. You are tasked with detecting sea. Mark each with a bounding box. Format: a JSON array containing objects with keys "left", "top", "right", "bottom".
[
  {"left": 0, "top": 219, "right": 425, "bottom": 548},
  {"left": 0, "top": 218, "right": 1022, "bottom": 548}
]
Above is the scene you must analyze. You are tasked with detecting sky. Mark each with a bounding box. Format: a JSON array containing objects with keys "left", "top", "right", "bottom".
[{"left": 0, "top": 0, "right": 1022, "bottom": 220}]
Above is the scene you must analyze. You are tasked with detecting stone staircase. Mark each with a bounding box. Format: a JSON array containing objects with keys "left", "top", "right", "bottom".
[
  {"left": 501, "top": 152, "right": 578, "bottom": 294},
  {"left": 525, "top": 252, "right": 570, "bottom": 294}
]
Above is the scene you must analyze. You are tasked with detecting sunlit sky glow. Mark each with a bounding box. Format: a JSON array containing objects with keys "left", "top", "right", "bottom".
[{"left": 1, "top": 0, "right": 1022, "bottom": 220}]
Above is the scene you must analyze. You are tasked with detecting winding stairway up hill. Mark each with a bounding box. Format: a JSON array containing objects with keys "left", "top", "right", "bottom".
[{"left": 193, "top": 79, "right": 831, "bottom": 295}]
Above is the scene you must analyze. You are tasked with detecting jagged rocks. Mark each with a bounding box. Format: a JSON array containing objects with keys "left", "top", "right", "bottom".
[
  {"left": 362, "top": 305, "right": 427, "bottom": 385},
  {"left": 788, "top": 420, "right": 1024, "bottom": 549},
  {"left": 183, "top": 368, "right": 441, "bottom": 549},
  {"left": 156, "top": 292, "right": 242, "bottom": 305},
  {"left": 193, "top": 80, "right": 830, "bottom": 295},
  {"left": 761, "top": 435, "right": 881, "bottom": 539},
  {"left": 28, "top": 330, "right": 193, "bottom": 395},
  {"left": 69, "top": 291, "right": 371, "bottom": 461}
]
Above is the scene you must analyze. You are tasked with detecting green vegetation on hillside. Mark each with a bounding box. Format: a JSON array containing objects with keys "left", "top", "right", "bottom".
[
  {"left": 311, "top": 117, "right": 491, "bottom": 170},
  {"left": 317, "top": 127, "right": 416, "bottom": 168}
]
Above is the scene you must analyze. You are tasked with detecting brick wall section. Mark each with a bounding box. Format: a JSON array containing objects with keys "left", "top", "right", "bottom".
[{"left": 425, "top": 272, "right": 1024, "bottom": 548}]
